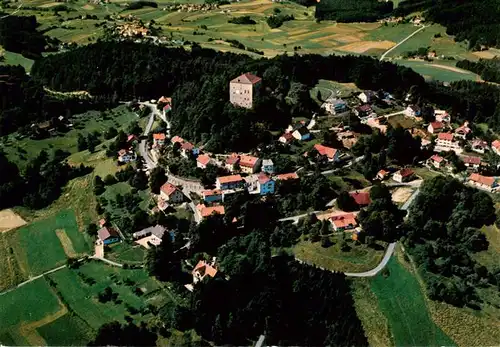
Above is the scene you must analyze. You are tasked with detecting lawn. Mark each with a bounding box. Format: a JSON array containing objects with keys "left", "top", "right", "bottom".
[
  {"left": 16, "top": 209, "right": 90, "bottom": 275},
  {"left": 413, "top": 166, "right": 443, "bottom": 181},
  {"left": 106, "top": 242, "right": 146, "bottom": 265},
  {"left": 0, "top": 228, "right": 29, "bottom": 291},
  {"left": 293, "top": 236, "right": 386, "bottom": 272},
  {"left": 370, "top": 256, "right": 454, "bottom": 347},
  {"left": 387, "top": 114, "right": 417, "bottom": 129},
  {"left": 310, "top": 79, "right": 360, "bottom": 103}
]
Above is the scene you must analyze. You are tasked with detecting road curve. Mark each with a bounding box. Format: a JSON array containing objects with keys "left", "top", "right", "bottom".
[{"left": 380, "top": 25, "right": 428, "bottom": 61}]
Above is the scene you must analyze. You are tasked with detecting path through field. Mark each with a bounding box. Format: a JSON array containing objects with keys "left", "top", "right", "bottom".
[{"left": 380, "top": 25, "right": 428, "bottom": 61}]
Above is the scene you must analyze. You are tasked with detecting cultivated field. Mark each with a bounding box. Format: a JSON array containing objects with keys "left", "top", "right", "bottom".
[
  {"left": 0, "top": 209, "right": 27, "bottom": 233},
  {"left": 370, "top": 256, "right": 454, "bottom": 346},
  {"left": 0, "top": 261, "right": 171, "bottom": 345}
]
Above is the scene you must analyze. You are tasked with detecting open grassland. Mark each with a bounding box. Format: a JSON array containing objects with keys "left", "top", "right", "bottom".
[
  {"left": 0, "top": 229, "right": 29, "bottom": 292},
  {"left": 351, "top": 278, "right": 393, "bottom": 347},
  {"left": 0, "top": 47, "right": 35, "bottom": 72},
  {"left": 0, "top": 260, "right": 172, "bottom": 345},
  {"left": 395, "top": 60, "right": 481, "bottom": 82},
  {"left": 310, "top": 79, "right": 360, "bottom": 103},
  {"left": 1, "top": 105, "right": 138, "bottom": 169},
  {"left": 370, "top": 256, "right": 454, "bottom": 347},
  {"left": 293, "top": 236, "right": 386, "bottom": 272}
]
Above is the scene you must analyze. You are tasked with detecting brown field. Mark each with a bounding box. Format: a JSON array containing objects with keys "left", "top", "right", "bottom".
[
  {"left": 472, "top": 50, "right": 499, "bottom": 59},
  {"left": 0, "top": 209, "right": 27, "bottom": 233},
  {"left": 391, "top": 187, "right": 414, "bottom": 204},
  {"left": 55, "top": 229, "right": 77, "bottom": 258},
  {"left": 337, "top": 40, "right": 395, "bottom": 53},
  {"left": 430, "top": 63, "right": 472, "bottom": 74}
]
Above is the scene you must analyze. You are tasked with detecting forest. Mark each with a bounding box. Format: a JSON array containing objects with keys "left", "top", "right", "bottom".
[
  {"left": 404, "top": 176, "right": 498, "bottom": 308},
  {"left": 31, "top": 42, "right": 424, "bottom": 151},
  {"left": 396, "top": 0, "right": 500, "bottom": 50},
  {"left": 456, "top": 58, "right": 500, "bottom": 84},
  {"left": 315, "top": 0, "right": 393, "bottom": 22}
]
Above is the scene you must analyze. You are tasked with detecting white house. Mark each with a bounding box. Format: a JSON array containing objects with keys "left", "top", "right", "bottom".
[
  {"left": 393, "top": 168, "right": 415, "bottom": 183},
  {"left": 196, "top": 154, "right": 212, "bottom": 169},
  {"left": 428, "top": 121, "right": 444, "bottom": 134},
  {"left": 435, "top": 132, "right": 462, "bottom": 154},
  {"left": 427, "top": 154, "right": 445, "bottom": 169},
  {"left": 405, "top": 105, "right": 421, "bottom": 117},
  {"left": 454, "top": 121, "right": 472, "bottom": 140},
  {"left": 160, "top": 182, "right": 184, "bottom": 203},
  {"left": 292, "top": 127, "right": 311, "bottom": 141},
  {"left": 358, "top": 91, "right": 376, "bottom": 104},
  {"left": 462, "top": 155, "right": 481, "bottom": 170}
]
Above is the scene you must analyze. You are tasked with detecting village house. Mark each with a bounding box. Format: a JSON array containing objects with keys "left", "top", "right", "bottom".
[
  {"left": 354, "top": 104, "right": 373, "bottom": 119},
  {"left": 322, "top": 98, "right": 348, "bottom": 115},
  {"left": 278, "top": 132, "right": 294, "bottom": 145},
  {"left": 462, "top": 155, "right": 481, "bottom": 170},
  {"left": 202, "top": 189, "right": 223, "bottom": 204},
  {"left": 468, "top": 173, "right": 500, "bottom": 193},
  {"left": 153, "top": 133, "right": 166, "bottom": 148},
  {"left": 427, "top": 154, "right": 446, "bottom": 169},
  {"left": 261, "top": 159, "right": 274, "bottom": 174},
  {"left": 160, "top": 182, "right": 184, "bottom": 203},
  {"left": 393, "top": 168, "right": 415, "bottom": 183},
  {"left": 118, "top": 149, "right": 136, "bottom": 163},
  {"left": 376, "top": 169, "right": 389, "bottom": 181},
  {"left": 97, "top": 227, "right": 120, "bottom": 245},
  {"left": 133, "top": 225, "right": 167, "bottom": 248},
  {"left": 195, "top": 204, "right": 225, "bottom": 223},
  {"left": 366, "top": 117, "right": 387, "bottom": 134},
  {"left": 196, "top": 154, "right": 212, "bottom": 169},
  {"left": 492, "top": 140, "right": 500, "bottom": 156},
  {"left": 180, "top": 142, "right": 199, "bottom": 159},
  {"left": 275, "top": 172, "right": 299, "bottom": 181},
  {"left": 229, "top": 72, "right": 262, "bottom": 109},
  {"left": 292, "top": 127, "right": 311, "bottom": 141},
  {"left": 239, "top": 155, "right": 261, "bottom": 174},
  {"left": 435, "top": 132, "right": 462, "bottom": 154},
  {"left": 358, "top": 91, "right": 376, "bottom": 104},
  {"left": 454, "top": 121, "right": 472, "bottom": 140},
  {"left": 428, "top": 121, "right": 444, "bottom": 134},
  {"left": 171, "top": 135, "right": 184, "bottom": 145},
  {"left": 224, "top": 153, "right": 240, "bottom": 172},
  {"left": 216, "top": 174, "right": 245, "bottom": 190},
  {"left": 349, "top": 191, "right": 371, "bottom": 207},
  {"left": 405, "top": 105, "right": 421, "bottom": 118},
  {"left": 257, "top": 173, "right": 275, "bottom": 195},
  {"left": 330, "top": 213, "right": 358, "bottom": 232},
  {"left": 434, "top": 110, "right": 451, "bottom": 123},
  {"left": 314, "top": 144, "right": 340, "bottom": 162},
  {"left": 471, "top": 139, "right": 489, "bottom": 154}
]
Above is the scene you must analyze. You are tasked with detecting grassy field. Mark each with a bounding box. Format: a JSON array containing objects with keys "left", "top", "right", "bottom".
[
  {"left": 0, "top": 260, "right": 172, "bottom": 345},
  {"left": 106, "top": 242, "right": 146, "bottom": 265},
  {"left": 310, "top": 79, "right": 360, "bottom": 104},
  {"left": 0, "top": 48, "right": 35, "bottom": 72},
  {"left": 370, "top": 256, "right": 454, "bottom": 346},
  {"left": 293, "top": 236, "right": 386, "bottom": 272},
  {"left": 351, "top": 278, "right": 393, "bottom": 347},
  {"left": 387, "top": 114, "right": 417, "bottom": 129},
  {"left": 395, "top": 59, "right": 480, "bottom": 82}
]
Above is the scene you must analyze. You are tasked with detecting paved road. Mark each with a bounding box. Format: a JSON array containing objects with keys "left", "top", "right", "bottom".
[
  {"left": 91, "top": 256, "right": 124, "bottom": 268},
  {"left": 380, "top": 25, "right": 429, "bottom": 61},
  {"left": 384, "top": 110, "right": 406, "bottom": 118},
  {"left": 278, "top": 211, "right": 321, "bottom": 223},
  {"left": 139, "top": 104, "right": 159, "bottom": 169}
]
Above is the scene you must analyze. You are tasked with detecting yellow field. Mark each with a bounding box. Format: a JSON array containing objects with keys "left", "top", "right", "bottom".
[
  {"left": 338, "top": 40, "right": 395, "bottom": 53},
  {"left": 0, "top": 209, "right": 27, "bottom": 233},
  {"left": 55, "top": 230, "right": 77, "bottom": 258}
]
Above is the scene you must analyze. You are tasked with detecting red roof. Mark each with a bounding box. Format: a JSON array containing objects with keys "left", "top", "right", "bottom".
[
  {"left": 430, "top": 154, "right": 444, "bottom": 163},
  {"left": 153, "top": 133, "right": 166, "bottom": 140},
  {"left": 349, "top": 191, "right": 371, "bottom": 206},
  {"left": 330, "top": 213, "right": 357, "bottom": 229},
  {"left": 118, "top": 149, "right": 127, "bottom": 156},
  {"left": 196, "top": 204, "right": 225, "bottom": 218},
  {"left": 225, "top": 154, "right": 240, "bottom": 165},
  {"left": 430, "top": 121, "right": 443, "bottom": 130},
  {"left": 492, "top": 140, "right": 500, "bottom": 149},
  {"left": 159, "top": 96, "right": 172, "bottom": 104},
  {"left": 438, "top": 132, "right": 454, "bottom": 141},
  {"left": 462, "top": 155, "right": 481, "bottom": 165},
  {"left": 160, "top": 182, "right": 179, "bottom": 196},
  {"left": 193, "top": 260, "right": 217, "bottom": 278},
  {"left": 98, "top": 227, "right": 119, "bottom": 241},
  {"left": 377, "top": 169, "right": 389, "bottom": 177},
  {"left": 231, "top": 73, "right": 262, "bottom": 85},
  {"left": 469, "top": 173, "right": 495, "bottom": 187},
  {"left": 203, "top": 189, "right": 222, "bottom": 197},
  {"left": 197, "top": 154, "right": 211, "bottom": 166},
  {"left": 258, "top": 172, "right": 272, "bottom": 185},
  {"left": 397, "top": 168, "right": 414, "bottom": 178},
  {"left": 217, "top": 174, "right": 243, "bottom": 184},
  {"left": 280, "top": 132, "right": 294, "bottom": 142},
  {"left": 239, "top": 155, "right": 259, "bottom": 168},
  {"left": 314, "top": 144, "right": 337, "bottom": 159},
  {"left": 275, "top": 172, "right": 299, "bottom": 180},
  {"left": 181, "top": 142, "right": 194, "bottom": 151},
  {"left": 171, "top": 136, "right": 184, "bottom": 144}
]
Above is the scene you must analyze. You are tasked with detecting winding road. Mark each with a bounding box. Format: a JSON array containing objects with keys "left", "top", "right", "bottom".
[{"left": 380, "top": 25, "right": 428, "bottom": 61}]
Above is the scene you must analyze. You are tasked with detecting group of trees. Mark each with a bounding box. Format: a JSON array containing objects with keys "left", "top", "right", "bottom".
[
  {"left": 0, "top": 150, "right": 91, "bottom": 210},
  {"left": 404, "top": 176, "right": 498, "bottom": 307},
  {"left": 266, "top": 13, "right": 294, "bottom": 28},
  {"left": 315, "top": 0, "right": 393, "bottom": 22},
  {"left": 228, "top": 16, "right": 256, "bottom": 25},
  {"left": 457, "top": 58, "right": 500, "bottom": 84},
  {"left": 0, "top": 15, "right": 52, "bottom": 58},
  {"left": 31, "top": 42, "right": 424, "bottom": 152}
]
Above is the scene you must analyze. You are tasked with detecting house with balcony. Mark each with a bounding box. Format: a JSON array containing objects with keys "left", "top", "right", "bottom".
[
  {"left": 471, "top": 139, "right": 489, "bottom": 154},
  {"left": 216, "top": 174, "right": 244, "bottom": 190},
  {"left": 257, "top": 173, "right": 275, "bottom": 195}
]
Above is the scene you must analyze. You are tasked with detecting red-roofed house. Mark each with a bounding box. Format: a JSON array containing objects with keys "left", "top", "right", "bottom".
[
  {"left": 257, "top": 173, "right": 275, "bottom": 195},
  {"left": 192, "top": 260, "right": 218, "bottom": 283},
  {"left": 160, "top": 182, "right": 184, "bottom": 203},
  {"left": 471, "top": 139, "right": 489, "bottom": 154},
  {"left": 180, "top": 142, "right": 199, "bottom": 158},
  {"left": 350, "top": 191, "right": 371, "bottom": 207},
  {"left": 376, "top": 169, "right": 389, "bottom": 181},
  {"left": 492, "top": 140, "right": 500, "bottom": 156},
  {"left": 202, "top": 189, "right": 223, "bottom": 203},
  {"left": 229, "top": 73, "right": 262, "bottom": 109},
  {"left": 127, "top": 134, "right": 138, "bottom": 143},
  {"left": 427, "top": 121, "right": 444, "bottom": 134},
  {"left": 455, "top": 121, "right": 472, "bottom": 140},
  {"left": 153, "top": 133, "right": 166, "bottom": 147},
  {"left": 195, "top": 204, "right": 225, "bottom": 223},
  {"left": 224, "top": 154, "right": 240, "bottom": 172},
  {"left": 435, "top": 132, "right": 462, "bottom": 154},
  {"left": 97, "top": 227, "right": 120, "bottom": 245},
  {"left": 468, "top": 173, "right": 499, "bottom": 192},
  {"left": 216, "top": 175, "right": 244, "bottom": 190},
  {"left": 278, "top": 132, "right": 294, "bottom": 145},
  {"left": 239, "top": 155, "right": 261, "bottom": 174},
  {"left": 171, "top": 136, "right": 184, "bottom": 144},
  {"left": 314, "top": 144, "right": 339, "bottom": 162},
  {"left": 197, "top": 154, "right": 212, "bottom": 169},
  {"left": 275, "top": 172, "right": 299, "bottom": 181},
  {"left": 427, "top": 154, "right": 446, "bottom": 169},
  {"left": 393, "top": 168, "right": 415, "bottom": 183},
  {"left": 462, "top": 155, "right": 481, "bottom": 170},
  {"left": 330, "top": 213, "right": 358, "bottom": 232}
]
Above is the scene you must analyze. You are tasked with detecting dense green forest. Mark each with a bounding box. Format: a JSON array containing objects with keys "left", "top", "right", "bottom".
[
  {"left": 315, "top": 0, "right": 393, "bottom": 22},
  {"left": 404, "top": 176, "right": 498, "bottom": 308},
  {"left": 456, "top": 58, "right": 500, "bottom": 84},
  {"left": 396, "top": 0, "right": 500, "bottom": 50},
  {"left": 31, "top": 42, "right": 424, "bottom": 151}
]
